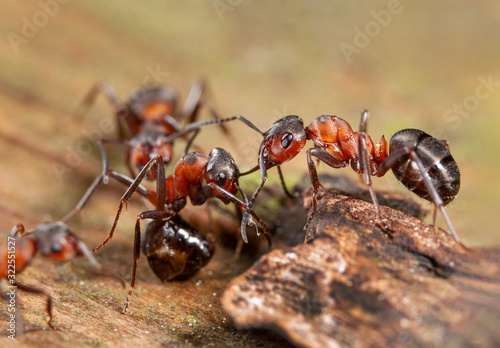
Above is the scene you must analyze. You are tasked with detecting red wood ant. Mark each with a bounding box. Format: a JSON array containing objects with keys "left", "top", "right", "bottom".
[
  {"left": 179, "top": 111, "right": 463, "bottom": 246},
  {"left": 78, "top": 79, "right": 229, "bottom": 181},
  {"left": 0, "top": 222, "right": 102, "bottom": 330},
  {"left": 65, "top": 147, "right": 270, "bottom": 312}
]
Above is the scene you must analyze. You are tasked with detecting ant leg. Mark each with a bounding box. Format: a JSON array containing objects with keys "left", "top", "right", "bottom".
[
  {"left": 76, "top": 82, "right": 131, "bottom": 140},
  {"left": 92, "top": 155, "right": 164, "bottom": 252},
  {"left": 13, "top": 281, "right": 54, "bottom": 329},
  {"left": 76, "top": 82, "right": 122, "bottom": 118},
  {"left": 277, "top": 165, "right": 295, "bottom": 199},
  {"left": 61, "top": 173, "right": 104, "bottom": 223},
  {"left": 202, "top": 183, "right": 272, "bottom": 249},
  {"left": 358, "top": 133, "right": 388, "bottom": 230},
  {"left": 181, "top": 79, "right": 205, "bottom": 124},
  {"left": 376, "top": 148, "right": 463, "bottom": 246},
  {"left": 123, "top": 209, "right": 175, "bottom": 313},
  {"left": 107, "top": 170, "right": 150, "bottom": 198},
  {"left": 240, "top": 148, "right": 268, "bottom": 243},
  {"left": 306, "top": 148, "right": 347, "bottom": 223},
  {"left": 359, "top": 109, "right": 370, "bottom": 133},
  {"left": 97, "top": 138, "right": 130, "bottom": 184},
  {"left": 408, "top": 151, "right": 463, "bottom": 246},
  {"left": 181, "top": 79, "right": 233, "bottom": 136},
  {"left": 159, "top": 114, "right": 204, "bottom": 153},
  {"left": 432, "top": 206, "right": 438, "bottom": 225}
]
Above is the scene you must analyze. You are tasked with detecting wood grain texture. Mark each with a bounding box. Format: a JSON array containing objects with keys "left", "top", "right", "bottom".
[{"left": 222, "top": 185, "right": 500, "bottom": 348}]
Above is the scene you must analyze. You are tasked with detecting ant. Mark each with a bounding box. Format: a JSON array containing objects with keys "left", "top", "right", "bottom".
[
  {"left": 0, "top": 222, "right": 103, "bottom": 330},
  {"left": 78, "top": 79, "right": 229, "bottom": 181},
  {"left": 64, "top": 147, "right": 270, "bottom": 313},
  {"left": 177, "top": 111, "right": 463, "bottom": 246}
]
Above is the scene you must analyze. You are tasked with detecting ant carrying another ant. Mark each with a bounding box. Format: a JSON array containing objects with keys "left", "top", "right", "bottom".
[
  {"left": 177, "top": 110, "right": 463, "bottom": 246},
  {"left": 0, "top": 222, "right": 104, "bottom": 330}
]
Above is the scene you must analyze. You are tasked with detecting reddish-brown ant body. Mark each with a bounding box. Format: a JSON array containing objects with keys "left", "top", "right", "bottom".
[
  {"left": 80, "top": 80, "right": 228, "bottom": 180},
  {"left": 0, "top": 222, "right": 102, "bottom": 329},
  {"left": 67, "top": 147, "right": 269, "bottom": 312},
  {"left": 180, "top": 111, "right": 462, "bottom": 245},
  {"left": 242, "top": 110, "right": 462, "bottom": 245}
]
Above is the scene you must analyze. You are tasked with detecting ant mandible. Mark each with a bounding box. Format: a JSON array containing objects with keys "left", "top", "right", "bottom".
[
  {"left": 66, "top": 147, "right": 270, "bottom": 313},
  {"left": 78, "top": 79, "right": 229, "bottom": 181},
  {"left": 178, "top": 111, "right": 463, "bottom": 246},
  {"left": 0, "top": 222, "right": 102, "bottom": 330}
]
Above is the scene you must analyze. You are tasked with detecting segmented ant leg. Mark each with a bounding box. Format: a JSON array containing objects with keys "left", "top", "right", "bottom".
[
  {"left": 306, "top": 148, "right": 347, "bottom": 224},
  {"left": 408, "top": 151, "right": 463, "bottom": 246},
  {"left": 359, "top": 109, "right": 370, "bottom": 133},
  {"left": 358, "top": 133, "right": 388, "bottom": 230},
  {"left": 181, "top": 79, "right": 233, "bottom": 136},
  {"left": 376, "top": 148, "right": 463, "bottom": 246},
  {"left": 204, "top": 183, "right": 272, "bottom": 249},
  {"left": 76, "top": 82, "right": 131, "bottom": 140},
  {"left": 92, "top": 155, "right": 164, "bottom": 252},
  {"left": 277, "top": 165, "right": 295, "bottom": 199},
  {"left": 432, "top": 206, "right": 438, "bottom": 225},
  {"left": 96, "top": 138, "right": 131, "bottom": 184},
  {"left": 158, "top": 114, "right": 204, "bottom": 153},
  {"left": 241, "top": 147, "right": 268, "bottom": 243},
  {"left": 76, "top": 82, "right": 122, "bottom": 118},
  {"left": 181, "top": 79, "right": 205, "bottom": 124},
  {"left": 61, "top": 173, "right": 104, "bottom": 223},
  {"left": 13, "top": 281, "right": 54, "bottom": 329},
  {"left": 123, "top": 209, "right": 175, "bottom": 313}
]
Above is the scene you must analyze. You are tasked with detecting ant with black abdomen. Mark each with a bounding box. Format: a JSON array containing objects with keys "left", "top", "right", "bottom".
[
  {"left": 64, "top": 146, "right": 270, "bottom": 313},
  {"left": 176, "top": 110, "right": 463, "bottom": 246}
]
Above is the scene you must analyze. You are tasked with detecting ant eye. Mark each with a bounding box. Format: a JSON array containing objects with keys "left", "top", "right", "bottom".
[
  {"left": 281, "top": 133, "right": 293, "bottom": 148},
  {"left": 216, "top": 172, "right": 226, "bottom": 186},
  {"left": 51, "top": 243, "right": 62, "bottom": 253}
]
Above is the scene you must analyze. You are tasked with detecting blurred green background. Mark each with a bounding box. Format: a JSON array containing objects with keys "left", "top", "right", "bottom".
[{"left": 0, "top": 1, "right": 499, "bottom": 246}]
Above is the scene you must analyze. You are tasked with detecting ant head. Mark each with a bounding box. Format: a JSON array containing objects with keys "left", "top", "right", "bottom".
[
  {"left": 130, "top": 132, "right": 173, "bottom": 179},
  {"left": 261, "top": 115, "right": 307, "bottom": 168},
  {"left": 33, "top": 222, "right": 83, "bottom": 261},
  {"left": 128, "top": 86, "right": 177, "bottom": 121},
  {"left": 205, "top": 148, "right": 240, "bottom": 197}
]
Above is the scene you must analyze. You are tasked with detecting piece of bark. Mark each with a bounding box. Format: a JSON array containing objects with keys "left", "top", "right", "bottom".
[{"left": 221, "top": 185, "right": 500, "bottom": 347}]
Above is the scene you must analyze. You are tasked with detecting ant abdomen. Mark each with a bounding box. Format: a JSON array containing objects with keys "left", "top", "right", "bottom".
[
  {"left": 141, "top": 215, "right": 215, "bottom": 281},
  {"left": 390, "top": 129, "right": 460, "bottom": 205}
]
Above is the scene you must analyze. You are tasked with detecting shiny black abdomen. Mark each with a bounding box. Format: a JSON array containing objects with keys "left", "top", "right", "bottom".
[
  {"left": 141, "top": 215, "right": 215, "bottom": 281},
  {"left": 389, "top": 129, "right": 460, "bottom": 205}
]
